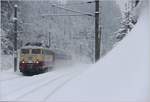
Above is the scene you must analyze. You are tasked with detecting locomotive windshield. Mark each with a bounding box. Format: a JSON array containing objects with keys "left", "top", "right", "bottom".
[
  {"left": 32, "top": 49, "right": 41, "bottom": 54},
  {"left": 21, "top": 49, "right": 29, "bottom": 54}
]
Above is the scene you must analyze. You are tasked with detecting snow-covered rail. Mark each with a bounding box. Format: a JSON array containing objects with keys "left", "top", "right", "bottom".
[
  {"left": 2, "top": 69, "right": 67, "bottom": 97},
  {"left": 3, "top": 72, "right": 59, "bottom": 96},
  {"left": 12, "top": 73, "right": 69, "bottom": 100},
  {"left": 17, "top": 72, "right": 79, "bottom": 101},
  {"left": 43, "top": 74, "right": 79, "bottom": 102},
  {"left": 1, "top": 64, "right": 89, "bottom": 101}
]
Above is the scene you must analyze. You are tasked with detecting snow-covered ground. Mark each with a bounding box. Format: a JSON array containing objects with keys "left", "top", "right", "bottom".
[
  {"left": 0, "top": 63, "right": 91, "bottom": 101},
  {"left": 0, "top": 2, "right": 150, "bottom": 102}
]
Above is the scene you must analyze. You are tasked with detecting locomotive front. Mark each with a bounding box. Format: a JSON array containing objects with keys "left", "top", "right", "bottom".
[{"left": 19, "top": 47, "right": 45, "bottom": 74}]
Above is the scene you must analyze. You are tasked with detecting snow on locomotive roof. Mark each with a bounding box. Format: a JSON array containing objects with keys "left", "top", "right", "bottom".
[{"left": 21, "top": 46, "right": 52, "bottom": 50}]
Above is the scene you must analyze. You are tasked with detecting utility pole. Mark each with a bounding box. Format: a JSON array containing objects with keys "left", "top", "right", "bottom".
[
  {"left": 95, "top": 0, "right": 100, "bottom": 62},
  {"left": 14, "top": 4, "right": 18, "bottom": 72},
  {"left": 48, "top": 32, "right": 51, "bottom": 48}
]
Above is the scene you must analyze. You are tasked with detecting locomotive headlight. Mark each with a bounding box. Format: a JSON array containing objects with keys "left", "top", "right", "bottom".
[
  {"left": 22, "top": 61, "right": 25, "bottom": 63},
  {"left": 36, "top": 60, "right": 39, "bottom": 64}
]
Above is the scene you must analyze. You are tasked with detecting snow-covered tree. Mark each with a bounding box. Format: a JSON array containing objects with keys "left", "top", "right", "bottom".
[
  {"left": 116, "top": 0, "right": 141, "bottom": 42},
  {"left": 1, "top": 0, "right": 23, "bottom": 54}
]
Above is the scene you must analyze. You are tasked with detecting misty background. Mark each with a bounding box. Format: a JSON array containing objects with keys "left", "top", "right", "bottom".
[{"left": 1, "top": 0, "right": 138, "bottom": 62}]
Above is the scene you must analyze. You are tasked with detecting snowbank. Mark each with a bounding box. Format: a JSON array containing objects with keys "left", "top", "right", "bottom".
[{"left": 48, "top": 4, "right": 150, "bottom": 102}]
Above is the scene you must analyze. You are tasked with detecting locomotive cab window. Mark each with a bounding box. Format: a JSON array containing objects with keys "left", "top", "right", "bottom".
[
  {"left": 32, "top": 49, "right": 41, "bottom": 54},
  {"left": 21, "top": 49, "right": 30, "bottom": 54}
]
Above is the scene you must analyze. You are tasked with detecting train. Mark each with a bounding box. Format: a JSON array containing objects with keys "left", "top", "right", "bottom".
[{"left": 19, "top": 46, "right": 55, "bottom": 75}]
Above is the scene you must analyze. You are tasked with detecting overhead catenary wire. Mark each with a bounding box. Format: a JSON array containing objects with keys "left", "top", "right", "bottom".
[
  {"left": 19, "top": 2, "right": 95, "bottom": 19},
  {"left": 57, "top": 1, "right": 95, "bottom": 6},
  {"left": 49, "top": 3, "right": 94, "bottom": 17},
  {"left": 20, "top": 13, "right": 94, "bottom": 21},
  {"left": 41, "top": 14, "right": 94, "bottom": 17},
  {"left": 8, "top": 1, "right": 95, "bottom": 20}
]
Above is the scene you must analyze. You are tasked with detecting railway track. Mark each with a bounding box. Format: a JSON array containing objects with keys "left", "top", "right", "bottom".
[
  {"left": 3, "top": 71, "right": 63, "bottom": 97},
  {"left": 1, "top": 65, "right": 88, "bottom": 101},
  {"left": 4, "top": 71, "right": 72, "bottom": 101},
  {"left": 2, "top": 67, "right": 78, "bottom": 101},
  {"left": 16, "top": 73, "right": 71, "bottom": 100},
  {"left": 43, "top": 73, "right": 78, "bottom": 102},
  {"left": 16, "top": 69, "right": 84, "bottom": 102},
  {"left": 13, "top": 71, "right": 79, "bottom": 101}
]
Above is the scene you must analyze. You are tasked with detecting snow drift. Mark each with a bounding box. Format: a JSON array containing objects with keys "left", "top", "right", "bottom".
[{"left": 48, "top": 4, "right": 150, "bottom": 102}]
